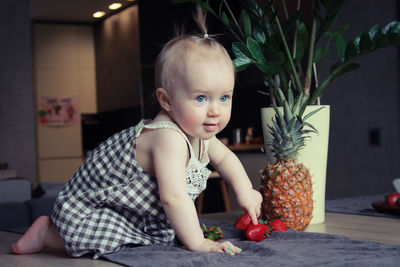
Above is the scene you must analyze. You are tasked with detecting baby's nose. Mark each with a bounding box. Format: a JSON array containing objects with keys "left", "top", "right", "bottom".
[{"left": 207, "top": 103, "right": 220, "bottom": 116}]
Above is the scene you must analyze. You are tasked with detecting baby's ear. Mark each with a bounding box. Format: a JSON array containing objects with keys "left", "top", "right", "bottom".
[{"left": 156, "top": 87, "right": 172, "bottom": 112}]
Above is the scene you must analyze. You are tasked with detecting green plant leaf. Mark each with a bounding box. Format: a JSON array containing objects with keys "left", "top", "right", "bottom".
[
  {"left": 368, "top": 24, "right": 381, "bottom": 49},
  {"left": 315, "top": 0, "right": 346, "bottom": 42},
  {"left": 247, "top": 37, "right": 266, "bottom": 63},
  {"left": 242, "top": 10, "right": 252, "bottom": 37},
  {"left": 332, "top": 24, "right": 350, "bottom": 37},
  {"left": 313, "top": 47, "right": 323, "bottom": 63},
  {"left": 313, "top": 47, "right": 330, "bottom": 63},
  {"left": 254, "top": 27, "right": 266, "bottom": 44},
  {"left": 232, "top": 42, "right": 253, "bottom": 71},
  {"left": 344, "top": 41, "right": 357, "bottom": 61},
  {"left": 382, "top": 21, "right": 399, "bottom": 34},
  {"left": 326, "top": 24, "right": 350, "bottom": 39},
  {"left": 283, "top": 10, "right": 301, "bottom": 34},
  {"left": 263, "top": 14, "right": 271, "bottom": 29},
  {"left": 243, "top": 0, "right": 266, "bottom": 19},
  {"left": 222, "top": 11, "right": 229, "bottom": 26},
  {"left": 256, "top": 61, "right": 281, "bottom": 74},
  {"left": 336, "top": 34, "right": 346, "bottom": 61},
  {"left": 232, "top": 43, "right": 253, "bottom": 72},
  {"left": 368, "top": 24, "right": 381, "bottom": 37},
  {"left": 233, "top": 58, "right": 251, "bottom": 71},
  {"left": 268, "top": 32, "right": 282, "bottom": 52},
  {"left": 359, "top": 32, "right": 372, "bottom": 53},
  {"left": 232, "top": 42, "right": 252, "bottom": 59},
  {"left": 294, "top": 22, "right": 308, "bottom": 63},
  {"left": 376, "top": 33, "right": 389, "bottom": 48},
  {"left": 383, "top": 21, "right": 400, "bottom": 44},
  {"left": 256, "top": 63, "right": 268, "bottom": 73}
]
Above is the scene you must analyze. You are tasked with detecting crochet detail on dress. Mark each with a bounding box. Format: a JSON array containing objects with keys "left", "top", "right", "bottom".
[
  {"left": 136, "top": 120, "right": 211, "bottom": 199},
  {"left": 186, "top": 163, "right": 211, "bottom": 198}
]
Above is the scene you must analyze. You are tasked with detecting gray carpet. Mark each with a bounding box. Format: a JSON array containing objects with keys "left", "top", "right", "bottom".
[
  {"left": 102, "top": 218, "right": 400, "bottom": 267},
  {"left": 325, "top": 193, "right": 399, "bottom": 218}
]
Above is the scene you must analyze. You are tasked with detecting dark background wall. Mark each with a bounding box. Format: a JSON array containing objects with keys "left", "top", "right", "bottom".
[
  {"left": 0, "top": 0, "right": 37, "bottom": 182},
  {"left": 94, "top": 5, "right": 142, "bottom": 113},
  {"left": 321, "top": 0, "right": 400, "bottom": 198}
]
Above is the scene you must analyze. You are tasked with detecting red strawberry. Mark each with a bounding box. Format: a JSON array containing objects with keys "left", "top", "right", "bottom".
[
  {"left": 203, "top": 224, "right": 223, "bottom": 241},
  {"left": 234, "top": 213, "right": 251, "bottom": 229},
  {"left": 269, "top": 219, "right": 287, "bottom": 231},
  {"left": 386, "top": 192, "right": 400, "bottom": 207},
  {"left": 245, "top": 221, "right": 270, "bottom": 242},
  {"left": 245, "top": 224, "right": 264, "bottom": 242}
]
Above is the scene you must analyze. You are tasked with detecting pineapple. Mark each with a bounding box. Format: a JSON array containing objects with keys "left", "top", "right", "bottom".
[{"left": 261, "top": 88, "right": 323, "bottom": 231}]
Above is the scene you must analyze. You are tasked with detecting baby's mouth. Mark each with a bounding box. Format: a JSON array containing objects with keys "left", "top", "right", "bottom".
[{"left": 203, "top": 123, "right": 218, "bottom": 132}]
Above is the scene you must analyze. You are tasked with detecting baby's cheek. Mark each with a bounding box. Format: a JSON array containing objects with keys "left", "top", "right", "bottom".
[
  {"left": 220, "top": 110, "right": 231, "bottom": 127},
  {"left": 182, "top": 113, "right": 202, "bottom": 129}
]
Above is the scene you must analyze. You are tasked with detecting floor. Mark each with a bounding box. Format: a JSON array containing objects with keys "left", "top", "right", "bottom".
[{"left": 0, "top": 231, "right": 121, "bottom": 267}]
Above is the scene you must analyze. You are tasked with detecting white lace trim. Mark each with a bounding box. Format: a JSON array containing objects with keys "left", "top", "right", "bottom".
[
  {"left": 135, "top": 119, "right": 211, "bottom": 199},
  {"left": 186, "top": 160, "right": 211, "bottom": 200}
]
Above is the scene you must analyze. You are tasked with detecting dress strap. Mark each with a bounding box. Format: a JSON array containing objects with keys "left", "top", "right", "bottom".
[{"left": 135, "top": 119, "right": 195, "bottom": 159}]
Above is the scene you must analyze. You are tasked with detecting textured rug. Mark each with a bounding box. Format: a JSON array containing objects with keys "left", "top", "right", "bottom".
[{"left": 102, "top": 219, "right": 400, "bottom": 267}]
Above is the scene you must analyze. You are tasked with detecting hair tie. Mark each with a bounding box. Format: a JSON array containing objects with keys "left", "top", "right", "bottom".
[{"left": 203, "top": 33, "right": 209, "bottom": 39}]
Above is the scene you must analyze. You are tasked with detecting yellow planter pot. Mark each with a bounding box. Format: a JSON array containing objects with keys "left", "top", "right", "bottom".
[{"left": 260, "top": 105, "right": 330, "bottom": 225}]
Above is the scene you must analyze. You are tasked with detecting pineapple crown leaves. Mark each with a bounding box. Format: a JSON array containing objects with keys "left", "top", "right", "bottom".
[
  {"left": 202, "top": 224, "right": 223, "bottom": 241},
  {"left": 268, "top": 88, "right": 324, "bottom": 161}
]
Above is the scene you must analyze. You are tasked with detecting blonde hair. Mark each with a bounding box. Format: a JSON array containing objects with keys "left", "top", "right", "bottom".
[{"left": 154, "top": 6, "right": 234, "bottom": 91}]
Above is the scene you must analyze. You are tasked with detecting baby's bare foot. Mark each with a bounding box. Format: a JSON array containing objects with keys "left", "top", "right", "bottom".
[{"left": 11, "top": 216, "right": 51, "bottom": 254}]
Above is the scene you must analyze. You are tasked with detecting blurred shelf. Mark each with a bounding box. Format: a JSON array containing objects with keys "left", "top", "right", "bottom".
[{"left": 228, "top": 143, "right": 264, "bottom": 153}]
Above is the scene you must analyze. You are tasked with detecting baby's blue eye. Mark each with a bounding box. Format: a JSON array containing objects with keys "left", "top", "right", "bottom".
[
  {"left": 220, "top": 95, "right": 229, "bottom": 102},
  {"left": 196, "top": 95, "right": 206, "bottom": 102}
]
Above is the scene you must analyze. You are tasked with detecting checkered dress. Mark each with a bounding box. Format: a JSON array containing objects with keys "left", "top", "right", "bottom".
[{"left": 51, "top": 120, "right": 211, "bottom": 258}]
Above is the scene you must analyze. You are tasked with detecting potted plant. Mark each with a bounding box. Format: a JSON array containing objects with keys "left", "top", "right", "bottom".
[{"left": 174, "top": 0, "right": 400, "bottom": 230}]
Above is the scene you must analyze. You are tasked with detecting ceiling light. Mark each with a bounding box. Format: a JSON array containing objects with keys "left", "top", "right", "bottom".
[
  {"left": 108, "top": 3, "right": 122, "bottom": 10},
  {"left": 93, "top": 11, "right": 106, "bottom": 18}
]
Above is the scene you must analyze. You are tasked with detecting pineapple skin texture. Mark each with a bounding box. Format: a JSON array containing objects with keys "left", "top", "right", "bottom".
[{"left": 261, "top": 160, "right": 313, "bottom": 231}]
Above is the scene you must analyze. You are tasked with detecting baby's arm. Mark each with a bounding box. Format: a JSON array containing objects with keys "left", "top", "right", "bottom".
[
  {"left": 152, "top": 130, "right": 240, "bottom": 254},
  {"left": 208, "top": 137, "right": 262, "bottom": 224}
]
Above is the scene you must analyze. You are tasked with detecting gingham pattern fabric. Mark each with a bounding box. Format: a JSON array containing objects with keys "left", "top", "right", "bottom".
[{"left": 51, "top": 119, "right": 211, "bottom": 258}]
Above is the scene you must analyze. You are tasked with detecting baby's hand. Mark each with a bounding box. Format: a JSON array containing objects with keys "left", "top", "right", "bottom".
[
  {"left": 237, "top": 188, "right": 262, "bottom": 225},
  {"left": 192, "top": 238, "right": 242, "bottom": 256}
]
